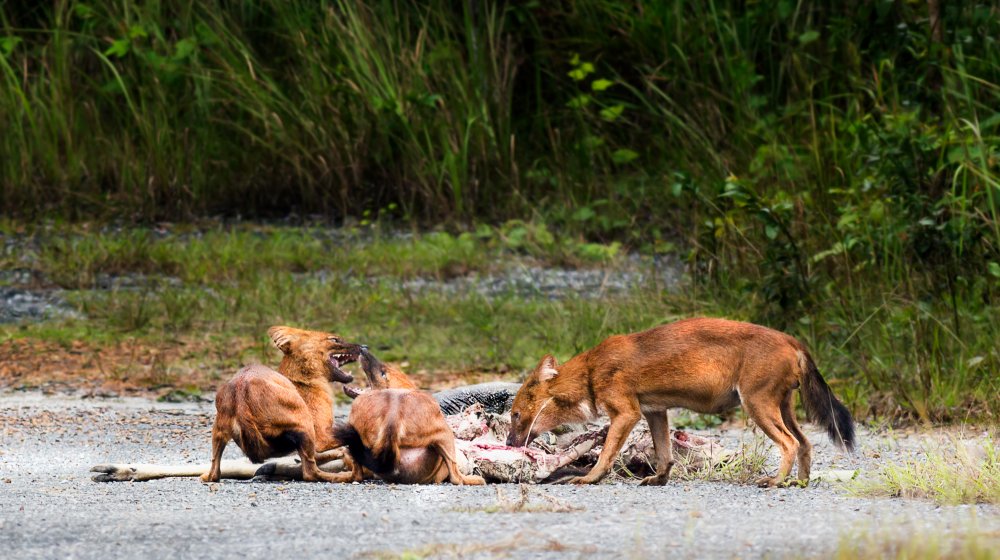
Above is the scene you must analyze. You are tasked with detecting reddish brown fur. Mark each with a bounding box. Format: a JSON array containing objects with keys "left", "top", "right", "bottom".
[
  {"left": 336, "top": 359, "right": 485, "bottom": 485},
  {"left": 201, "top": 326, "right": 363, "bottom": 483},
  {"left": 507, "top": 317, "right": 855, "bottom": 487},
  {"left": 363, "top": 359, "right": 418, "bottom": 391}
]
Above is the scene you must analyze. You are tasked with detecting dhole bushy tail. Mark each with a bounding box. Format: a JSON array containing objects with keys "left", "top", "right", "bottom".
[
  {"left": 333, "top": 420, "right": 399, "bottom": 474},
  {"left": 799, "top": 353, "right": 855, "bottom": 451}
]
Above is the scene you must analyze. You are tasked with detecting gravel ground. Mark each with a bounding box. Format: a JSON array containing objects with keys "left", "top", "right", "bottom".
[
  {"left": 398, "top": 256, "right": 681, "bottom": 300},
  {"left": 1, "top": 392, "right": 997, "bottom": 560}
]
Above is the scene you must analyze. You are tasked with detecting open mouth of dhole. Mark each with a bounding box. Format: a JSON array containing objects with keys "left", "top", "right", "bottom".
[
  {"left": 340, "top": 349, "right": 389, "bottom": 397},
  {"left": 327, "top": 350, "right": 359, "bottom": 383},
  {"left": 342, "top": 384, "right": 365, "bottom": 399}
]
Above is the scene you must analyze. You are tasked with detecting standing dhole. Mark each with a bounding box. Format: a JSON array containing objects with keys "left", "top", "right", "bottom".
[{"left": 506, "top": 317, "right": 855, "bottom": 487}]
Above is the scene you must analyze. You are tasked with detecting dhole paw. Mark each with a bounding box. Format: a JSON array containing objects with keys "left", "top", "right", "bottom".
[
  {"left": 755, "top": 476, "right": 777, "bottom": 488},
  {"left": 639, "top": 474, "right": 669, "bottom": 486},
  {"left": 90, "top": 465, "right": 136, "bottom": 482},
  {"left": 564, "top": 475, "right": 597, "bottom": 485},
  {"left": 639, "top": 461, "right": 675, "bottom": 486},
  {"left": 755, "top": 475, "right": 795, "bottom": 488},
  {"left": 199, "top": 472, "right": 219, "bottom": 483},
  {"left": 461, "top": 475, "right": 487, "bottom": 486}
]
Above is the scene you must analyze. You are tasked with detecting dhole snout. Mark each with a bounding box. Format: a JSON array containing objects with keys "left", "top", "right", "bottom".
[
  {"left": 266, "top": 325, "right": 365, "bottom": 384},
  {"left": 359, "top": 348, "right": 417, "bottom": 390},
  {"left": 343, "top": 348, "right": 417, "bottom": 398}
]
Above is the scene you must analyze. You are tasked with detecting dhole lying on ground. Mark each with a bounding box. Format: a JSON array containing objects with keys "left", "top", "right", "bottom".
[
  {"left": 334, "top": 350, "right": 486, "bottom": 485},
  {"left": 506, "top": 317, "right": 855, "bottom": 487},
  {"left": 201, "top": 326, "right": 363, "bottom": 483}
]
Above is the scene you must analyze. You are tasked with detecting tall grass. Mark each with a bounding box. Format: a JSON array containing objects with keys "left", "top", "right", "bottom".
[
  {"left": 0, "top": 0, "right": 519, "bottom": 219},
  {"left": 2, "top": 1, "right": 999, "bottom": 419}
]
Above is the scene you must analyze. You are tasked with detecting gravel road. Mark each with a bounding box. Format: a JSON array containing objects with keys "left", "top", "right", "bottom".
[{"left": 1, "top": 391, "right": 997, "bottom": 559}]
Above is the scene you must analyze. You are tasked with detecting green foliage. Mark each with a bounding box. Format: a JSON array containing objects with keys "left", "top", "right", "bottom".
[
  {"left": 1, "top": 1, "right": 999, "bottom": 421},
  {"left": 24, "top": 272, "right": 675, "bottom": 375},
  {"left": 851, "top": 435, "right": 1000, "bottom": 505},
  {"left": 3, "top": 223, "right": 999, "bottom": 421},
  {"left": 828, "top": 529, "right": 1000, "bottom": 560},
  {"left": 0, "top": 0, "right": 519, "bottom": 219},
  {"left": 11, "top": 223, "right": 624, "bottom": 288}
]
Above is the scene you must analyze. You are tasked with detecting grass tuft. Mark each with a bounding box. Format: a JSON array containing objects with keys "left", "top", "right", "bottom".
[
  {"left": 825, "top": 528, "right": 1000, "bottom": 560},
  {"left": 851, "top": 434, "right": 1000, "bottom": 505}
]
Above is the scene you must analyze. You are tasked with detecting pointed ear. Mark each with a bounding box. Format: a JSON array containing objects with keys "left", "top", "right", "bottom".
[
  {"left": 267, "top": 326, "right": 297, "bottom": 354},
  {"left": 537, "top": 354, "right": 559, "bottom": 382}
]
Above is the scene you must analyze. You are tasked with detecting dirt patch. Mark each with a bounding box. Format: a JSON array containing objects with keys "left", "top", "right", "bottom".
[
  {"left": 0, "top": 337, "right": 251, "bottom": 398},
  {"left": 0, "top": 337, "right": 507, "bottom": 398}
]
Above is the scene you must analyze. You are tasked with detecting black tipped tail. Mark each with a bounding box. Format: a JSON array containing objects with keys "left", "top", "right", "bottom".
[
  {"left": 800, "top": 354, "right": 856, "bottom": 451},
  {"left": 332, "top": 422, "right": 398, "bottom": 475}
]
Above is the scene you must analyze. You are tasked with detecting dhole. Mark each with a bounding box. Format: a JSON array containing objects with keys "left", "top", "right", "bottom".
[
  {"left": 201, "top": 326, "right": 363, "bottom": 483},
  {"left": 334, "top": 350, "right": 486, "bottom": 485},
  {"left": 506, "top": 317, "right": 855, "bottom": 487}
]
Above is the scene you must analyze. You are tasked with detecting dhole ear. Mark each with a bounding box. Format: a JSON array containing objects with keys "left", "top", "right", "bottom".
[
  {"left": 538, "top": 354, "right": 559, "bottom": 382},
  {"left": 267, "top": 326, "right": 297, "bottom": 354}
]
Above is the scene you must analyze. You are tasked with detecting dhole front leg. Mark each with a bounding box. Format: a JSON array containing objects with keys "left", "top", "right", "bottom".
[
  {"left": 292, "top": 429, "right": 354, "bottom": 483},
  {"left": 566, "top": 408, "right": 640, "bottom": 485},
  {"left": 200, "top": 422, "right": 229, "bottom": 483},
  {"left": 639, "top": 410, "right": 675, "bottom": 486}
]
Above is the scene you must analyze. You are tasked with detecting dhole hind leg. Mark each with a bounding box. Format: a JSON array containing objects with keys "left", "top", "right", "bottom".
[
  {"left": 639, "top": 410, "right": 675, "bottom": 486},
  {"left": 201, "top": 421, "right": 230, "bottom": 483},
  {"left": 781, "top": 392, "right": 812, "bottom": 484},
  {"left": 432, "top": 439, "right": 485, "bottom": 486},
  {"left": 744, "top": 391, "right": 800, "bottom": 488},
  {"left": 292, "top": 429, "right": 355, "bottom": 483}
]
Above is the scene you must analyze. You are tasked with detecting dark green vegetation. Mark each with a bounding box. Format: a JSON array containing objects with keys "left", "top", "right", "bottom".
[{"left": 1, "top": 2, "right": 998, "bottom": 422}]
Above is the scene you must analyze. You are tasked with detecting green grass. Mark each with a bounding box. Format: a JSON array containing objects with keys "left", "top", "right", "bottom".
[
  {"left": 2, "top": 222, "right": 622, "bottom": 289},
  {"left": 2, "top": 223, "right": 998, "bottom": 421},
  {"left": 2, "top": 2, "right": 999, "bottom": 419},
  {"left": 825, "top": 528, "right": 1000, "bottom": 560},
  {"left": 851, "top": 435, "right": 1000, "bottom": 505},
  {"left": 10, "top": 274, "right": 677, "bottom": 374},
  {"left": 691, "top": 435, "right": 771, "bottom": 485}
]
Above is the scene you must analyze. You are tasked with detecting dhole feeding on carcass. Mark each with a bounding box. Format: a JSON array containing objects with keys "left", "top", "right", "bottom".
[
  {"left": 506, "top": 317, "right": 855, "bottom": 487},
  {"left": 334, "top": 350, "right": 486, "bottom": 485},
  {"left": 201, "top": 326, "right": 363, "bottom": 483}
]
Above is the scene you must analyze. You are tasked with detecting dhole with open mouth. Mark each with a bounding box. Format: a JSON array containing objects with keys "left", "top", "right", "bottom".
[
  {"left": 201, "top": 326, "right": 364, "bottom": 483},
  {"left": 506, "top": 317, "right": 855, "bottom": 487}
]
